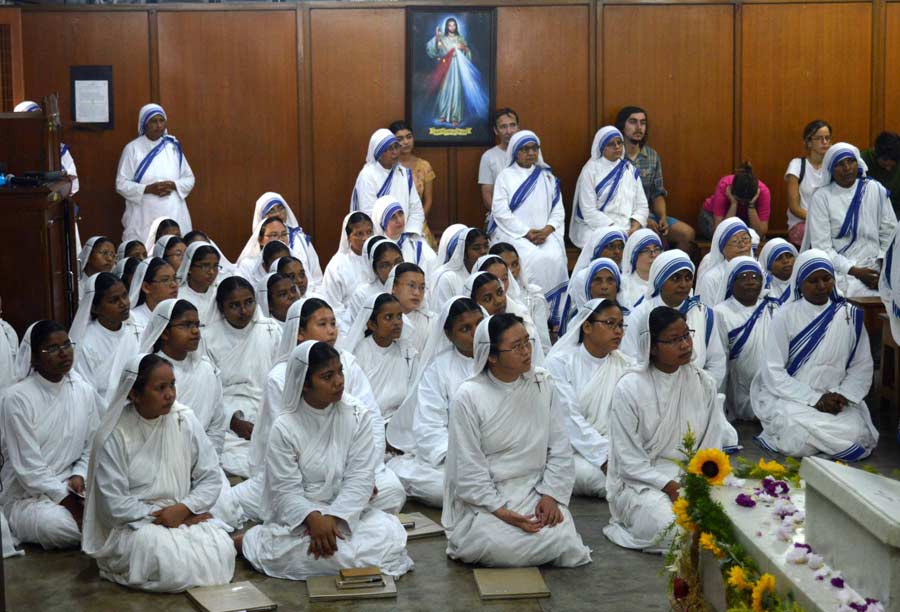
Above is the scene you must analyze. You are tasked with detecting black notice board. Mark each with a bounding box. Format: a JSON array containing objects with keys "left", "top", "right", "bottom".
[{"left": 69, "top": 65, "right": 114, "bottom": 130}]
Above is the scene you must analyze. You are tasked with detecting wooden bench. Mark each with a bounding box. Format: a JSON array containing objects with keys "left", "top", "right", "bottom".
[{"left": 880, "top": 312, "right": 900, "bottom": 429}]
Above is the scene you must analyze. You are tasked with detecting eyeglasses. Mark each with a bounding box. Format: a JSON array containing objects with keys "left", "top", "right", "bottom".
[
  {"left": 726, "top": 235, "right": 752, "bottom": 248},
  {"left": 604, "top": 243, "right": 625, "bottom": 252},
  {"left": 736, "top": 272, "right": 762, "bottom": 281},
  {"left": 39, "top": 341, "right": 76, "bottom": 355},
  {"left": 519, "top": 144, "right": 540, "bottom": 153},
  {"left": 589, "top": 318, "right": 627, "bottom": 331},
  {"left": 497, "top": 338, "right": 534, "bottom": 354},
  {"left": 808, "top": 135, "right": 832, "bottom": 143},
  {"left": 264, "top": 232, "right": 289, "bottom": 241},
  {"left": 639, "top": 246, "right": 663, "bottom": 257},
  {"left": 655, "top": 329, "right": 695, "bottom": 345},
  {"left": 149, "top": 276, "right": 178, "bottom": 286},
  {"left": 170, "top": 322, "right": 205, "bottom": 331},
  {"left": 95, "top": 250, "right": 116, "bottom": 259},
  {"left": 191, "top": 263, "right": 223, "bottom": 272},
  {"left": 400, "top": 282, "right": 426, "bottom": 293}
]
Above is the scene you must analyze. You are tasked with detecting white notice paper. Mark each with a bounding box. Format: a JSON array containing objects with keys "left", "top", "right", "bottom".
[{"left": 74, "top": 80, "right": 109, "bottom": 123}]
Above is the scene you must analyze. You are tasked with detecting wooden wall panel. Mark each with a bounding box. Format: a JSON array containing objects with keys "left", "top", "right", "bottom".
[
  {"left": 741, "top": 3, "right": 872, "bottom": 232},
  {"left": 0, "top": 8, "right": 25, "bottom": 111},
  {"left": 885, "top": 4, "right": 900, "bottom": 132},
  {"left": 417, "top": 148, "right": 450, "bottom": 232},
  {"left": 20, "top": 11, "right": 150, "bottom": 242},
  {"left": 456, "top": 146, "right": 487, "bottom": 228},
  {"left": 309, "top": 8, "right": 405, "bottom": 259},
  {"left": 157, "top": 10, "right": 298, "bottom": 260},
  {"left": 603, "top": 5, "right": 734, "bottom": 230},
  {"left": 496, "top": 5, "right": 591, "bottom": 224}
]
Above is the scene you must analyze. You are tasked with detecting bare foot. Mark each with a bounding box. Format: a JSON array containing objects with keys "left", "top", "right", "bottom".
[
  {"left": 232, "top": 532, "right": 245, "bottom": 556},
  {"left": 438, "top": 117, "right": 446, "bottom": 123}
]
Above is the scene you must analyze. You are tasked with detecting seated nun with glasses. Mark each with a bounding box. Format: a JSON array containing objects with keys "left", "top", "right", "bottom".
[
  {"left": 694, "top": 218, "right": 754, "bottom": 306},
  {"left": 544, "top": 299, "right": 632, "bottom": 498},
  {"left": 442, "top": 313, "right": 591, "bottom": 568},
  {"left": 604, "top": 306, "right": 738, "bottom": 553}
]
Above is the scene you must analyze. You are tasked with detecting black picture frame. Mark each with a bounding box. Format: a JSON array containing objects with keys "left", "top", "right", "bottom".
[
  {"left": 69, "top": 65, "right": 114, "bottom": 130},
  {"left": 406, "top": 7, "right": 496, "bottom": 147}
]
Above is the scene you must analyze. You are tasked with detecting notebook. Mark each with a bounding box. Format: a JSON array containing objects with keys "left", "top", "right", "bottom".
[
  {"left": 307, "top": 574, "right": 397, "bottom": 601},
  {"left": 473, "top": 567, "right": 550, "bottom": 600},
  {"left": 186, "top": 581, "right": 277, "bottom": 612},
  {"left": 398, "top": 512, "right": 445, "bottom": 540}
]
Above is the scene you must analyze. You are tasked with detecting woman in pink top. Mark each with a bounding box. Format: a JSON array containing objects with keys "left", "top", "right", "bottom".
[{"left": 698, "top": 163, "right": 770, "bottom": 240}]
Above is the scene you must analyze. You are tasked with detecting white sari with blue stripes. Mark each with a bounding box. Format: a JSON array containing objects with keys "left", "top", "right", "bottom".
[{"left": 751, "top": 267, "right": 878, "bottom": 460}]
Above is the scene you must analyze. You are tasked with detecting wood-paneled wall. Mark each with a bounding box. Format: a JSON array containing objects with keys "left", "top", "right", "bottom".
[{"left": 8, "top": 0, "right": 899, "bottom": 261}]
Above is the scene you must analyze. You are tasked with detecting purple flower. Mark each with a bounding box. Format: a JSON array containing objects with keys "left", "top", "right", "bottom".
[
  {"left": 794, "top": 543, "right": 812, "bottom": 552},
  {"left": 761, "top": 477, "right": 791, "bottom": 497},
  {"left": 736, "top": 493, "right": 756, "bottom": 508},
  {"left": 831, "top": 577, "right": 846, "bottom": 589}
]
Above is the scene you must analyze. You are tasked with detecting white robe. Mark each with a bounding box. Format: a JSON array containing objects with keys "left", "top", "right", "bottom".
[
  {"left": 351, "top": 163, "right": 425, "bottom": 236},
  {"left": 74, "top": 319, "right": 143, "bottom": 400},
  {"left": 807, "top": 178, "right": 896, "bottom": 297},
  {"left": 405, "top": 308, "right": 433, "bottom": 354},
  {"left": 490, "top": 164, "right": 569, "bottom": 321},
  {"left": 570, "top": 157, "right": 648, "bottom": 246},
  {"left": 322, "top": 250, "right": 369, "bottom": 324},
  {"left": 242, "top": 398, "right": 414, "bottom": 580},
  {"left": 352, "top": 336, "right": 417, "bottom": 421},
  {"left": 387, "top": 347, "right": 474, "bottom": 507},
  {"left": 619, "top": 274, "right": 648, "bottom": 309},
  {"left": 545, "top": 346, "right": 632, "bottom": 497},
  {"left": 84, "top": 404, "right": 235, "bottom": 592},
  {"left": 714, "top": 297, "right": 777, "bottom": 421},
  {"left": 604, "top": 365, "right": 738, "bottom": 552},
  {"left": 177, "top": 285, "right": 217, "bottom": 325},
  {"left": 204, "top": 316, "right": 281, "bottom": 478},
  {"left": 115, "top": 135, "right": 195, "bottom": 243},
  {"left": 129, "top": 304, "right": 152, "bottom": 333},
  {"left": 443, "top": 369, "right": 591, "bottom": 567},
  {"left": 751, "top": 299, "right": 879, "bottom": 459},
  {"left": 0, "top": 319, "right": 17, "bottom": 390},
  {"left": 0, "top": 373, "right": 102, "bottom": 549}
]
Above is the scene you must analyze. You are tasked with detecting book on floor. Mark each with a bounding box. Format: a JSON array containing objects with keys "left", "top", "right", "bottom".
[
  {"left": 185, "top": 581, "right": 277, "bottom": 612},
  {"left": 473, "top": 567, "right": 550, "bottom": 600},
  {"left": 307, "top": 574, "right": 397, "bottom": 601},
  {"left": 398, "top": 512, "right": 445, "bottom": 540}
]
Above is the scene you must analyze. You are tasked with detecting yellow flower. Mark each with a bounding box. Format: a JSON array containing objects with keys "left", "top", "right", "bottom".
[
  {"left": 672, "top": 498, "right": 695, "bottom": 531},
  {"left": 699, "top": 532, "right": 724, "bottom": 558},
  {"left": 751, "top": 573, "right": 776, "bottom": 612},
  {"left": 727, "top": 565, "right": 753, "bottom": 591},
  {"left": 757, "top": 458, "right": 786, "bottom": 476},
  {"left": 688, "top": 448, "right": 732, "bottom": 486}
]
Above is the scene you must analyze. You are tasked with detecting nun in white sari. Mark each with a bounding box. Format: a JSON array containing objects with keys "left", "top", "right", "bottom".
[
  {"left": 559, "top": 257, "right": 626, "bottom": 336},
  {"left": 712, "top": 256, "right": 779, "bottom": 421},
  {"left": 233, "top": 296, "right": 405, "bottom": 519},
  {"left": 127, "top": 257, "right": 179, "bottom": 332},
  {"left": 386, "top": 296, "right": 483, "bottom": 507},
  {"left": 351, "top": 128, "right": 426, "bottom": 236},
  {"left": 204, "top": 277, "right": 282, "bottom": 478},
  {"left": 176, "top": 241, "right": 222, "bottom": 324},
  {"left": 545, "top": 299, "right": 633, "bottom": 498},
  {"left": 431, "top": 226, "right": 487, "bottom": 310},
  {"left": 343, "top": 237, "right": 403, "bottom": 331},
  {"left": 570, "top": 126, "right": 649, "bottom": 246},
  {"left": 806, "top": 142, "right": 897, "bottom": 297},
  {"left": 571, "top": 226, "right": 628, "bottom": 282},
  {"left": 695, "top": 217, "right": 753, "bottom": 305},
  {"left": 443, "top": 314, "right": 591, "bottom": 567},
  {"left": 488, "top": 131, "right": 569, "bottom": 325},
  {"left": 758, "top": 238, "right": 797, "bottom": 305},
  {"left": 237, "top": 192, "right": 324, "bottom": 292},
  {"left": 751, "top": 250, "right": 878, "bottom": 460},
  {"left": 1, "top": 322, "right": 103, "bottom": 549},
  {"left": 372, "top": 195, "right": 437, "bottom": 281},
  {"left": 115, "top": 104, "right": 194, "bottom": 243},
  {"left": 620, "top": 229, "right": 663, "bottom": 308},
  {"left": 82, "top": 354, "right": 236, "bottom": 592},
  {"left": 622, "top": 250, "right": 727, "bottom": 387},
  {"left": 604, "top": 306, "right": 738, "bottom": 552},
  {"left": 240, "top": 341, "right": 414, "bottom": 581},
  {"left": 76, "top": 236, "right": 116, "bottom": 298},
  {"left": 322, "top": 212, "right": 374, "bottom": 320},
  {"left": 0, "top": 308, "right": 17, "bottom": 389}
]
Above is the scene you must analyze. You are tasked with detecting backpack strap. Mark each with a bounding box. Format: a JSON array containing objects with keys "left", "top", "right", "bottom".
[{"left": 798, "top": 157, "right": 806, "bottom": 185}]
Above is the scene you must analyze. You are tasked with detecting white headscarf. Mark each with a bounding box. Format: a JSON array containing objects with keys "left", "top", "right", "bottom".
[
  {"left": 505, "top": 130, "right": 548, "bottom": 168},
  {"left": 128, "top": 257, "right": 170, "bottom": 308},
  {"left": 113, "top": 257, "right": 134, "bottom": 280},
  {"left": 589, "top": 126, "right": 624, "bottom": 162},
  {"left": 572, "top": 227, "right": 629, "bottom": 279},
  {"left": 276, "top": 296, "right": 319, "bottom": 365},
  {"left": 563, "top": 257, "right": 622, "bottom": 332},
  {"left": 437, "top": 223, "right": 467, "bottom": 264},
  {"left": 360, "top": 236, "right": 400, "bottom": 285},
  {"left": 69, "top": 273, "right": 102, "bottom": 342},
  {"left": 14, "top": 101, "right": 40, "bottom": 112},
  {"left": 788, "top": 249, "right": 841, "bottom": 303},
  {"left": 757, "top": 238, "right": 797, "bottom": 292},
  {"left": 14, "top": 322, "right": 38, "bottom": 381},
  {"left": 77, "top": 236, "right": 108, "bottom": 279},
  {"left": 365, "top": 128, "right": 399, "bottom": 165},
  {"left": 151, "top": 234, "right": 181, "bottom": 260},
  {"left": 696, "top": 217, "right": 751, "bottom": 284},
  {"left": 712, "top": 255, "right": 764, "bottom": 306},
  {"left": 337, "top": 291, "right": 387, "bottom": 354},
  {"left": 548, "top": 298, "right": 609, "bottom": 361},
  {"left": 337, "top": 211, "right": 374, "bottom": 256},
  {"left": 237, "top": 192, "right": 304, "bottom": 264},
  {"left": 432, "top": 227, "right": 481, "bottom": 295},
  {"left": 643, "top": 249, "right": 696, "bottom": 300},
  {"left": 176, "top": 241, "right": 222, "bottom": 288},
  {"left": 371, "top": 195, "right": 405, "bottom": 238},
  {"left": 137, "top": 298, "right": 204, "bottom": 366},
  {"left": 144, "top": 217, "right": 178, "bottom": 252},
  {"left": 137, "top": 103, "right": 167, "bottom": 136},
  {"left": 255, "top": 271, "right": 279, "bottom": 318},
  {"left": 822, "top": 142, "right": 868, "bottom": 180},
  {"left": 621, "top": 228, "right": 662, "bottom": 276}
]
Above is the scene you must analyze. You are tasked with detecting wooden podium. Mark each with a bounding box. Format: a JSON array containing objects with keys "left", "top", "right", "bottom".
[{"left": 0, "top": 95, "right": 78, "bottom": 338}]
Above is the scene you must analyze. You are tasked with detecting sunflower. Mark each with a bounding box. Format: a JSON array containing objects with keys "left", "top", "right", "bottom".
[
  {"left": 727, "top": 565, "right": 752, "bottom": 591},
  {"left": 672, "top": 498, "right": 695, "bottom": 531},
  {"left": 687, "top": 448, "right": 732, "bottom": 486},
  {"left": 757, "top": 458, "right": 786, "bottom": 476},
  {"left": 751, "top": 573, "right": 776, "bottom": 612},
  {"left": 699, "top": 532, "right": 724, "bottom": 558}
]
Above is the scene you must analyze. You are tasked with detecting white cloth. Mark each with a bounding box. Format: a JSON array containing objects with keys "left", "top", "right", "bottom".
[
  {"left": 751, "top": 250, "right": 878, "bottom": 459},
  {"left": 350, "top": 129, "right": 425, "bottom": 236},
  {"left": 340, "top": 237, "right": 399, "bottom": 331},
  {"left": 571, "top": 226, "right": 629, "bottom": 281},
  {"left": 478, "top": 145, "right": 507, "bottom": 185},
  {"left": 786, "top": 156, "right": 830, "bottom": 229},
  {"left": 695, "top": 217, "right": 751, "bottom": 305},
  {"left": 352, "top": 336, "right": 417, "bottom": 422},
  {"left": 322, "top": 213, "right": 373, "bottom": 324},
  {"left": 371, "top": 195, "right": 437, "bottom": 282},
  {"left": 176, "top": 241, "right": 222, "bottom": 324},
  {"left": 204, "top": 303, "right": 281, "bottom": 478},
  {"left": 570, "top": 127, "right": 648, "bottom": 246},
  {"left": 620, "top": 229, "right": 662, "bottom": 308},
  {"left": 489, "top": 133, "right": 568, "bottom": 323},
  {"left": 83, "top": 387, "right": 235, "bottom": 593},
  {"left": 560, "top": 257, "right": 622, "bottom": 335},
  {"left": 442, "top": 364, "right": 591, "bottom": 567},
  {"left": 432, "top": 227, "right": 482, "bottom": 310},
  {"left": 241, "top": 342, "right": 413, "bottom": 580},
  {"left": 74, "top": 319, "right": 143, "bottom": 401},
  {"left": 115, "top": 105, "right": 194, "bottom": 243},
  {"left": 0, "top": 319, "right": 18, "bottom": 390},
  {"left": 758, "top": 238, "right": 797, "bottom": 304},
  {"left": 603, "top": 363, "right": 738, "bottom": 552},
  {"left": 880, "top": 225, "right": 900, "bottom": 347},
  {"left": 806, "top": 170, "right": 896, "bottom": 297},
  {"left": 1, "top": 372, "right": 102, "bottom": 549}
]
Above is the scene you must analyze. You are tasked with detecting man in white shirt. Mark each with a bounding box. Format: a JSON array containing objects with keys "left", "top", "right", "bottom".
[{"left": 478, "top": 108, "right": 519, "bottom": 213}]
